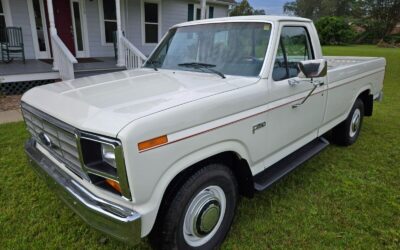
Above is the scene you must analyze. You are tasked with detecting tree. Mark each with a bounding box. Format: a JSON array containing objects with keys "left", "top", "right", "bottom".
[
  {"left": 364, "top": 0, "right": 400, "bottom": 38},
  {"left": 284, "top": 0, "right": 400, "bottom": 39},
  {"left": 315, "top": 16, "right": 355, "bottom": 45},
  {"left": 230, "top": 0, "right": 266, "bottom": 16},
  {"left": 283, "top": 0, "right": 321, "bottom": 20},
  {"left": 283, "top": 0, "right": 353, "bottom": 20},
  {"left": 254, "top": 9, "right": 266, "bottom": 15}
]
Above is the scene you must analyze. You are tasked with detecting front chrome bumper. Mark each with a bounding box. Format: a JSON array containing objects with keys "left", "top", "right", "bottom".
[{"left": 25, "top": 139, "right": 142, "bottom": 245}]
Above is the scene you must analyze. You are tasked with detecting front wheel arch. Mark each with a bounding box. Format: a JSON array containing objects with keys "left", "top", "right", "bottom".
[
  {"left": 149, "top": 151, "right": 253, "bottom": 240},
  {"left": 150, "top": 163, "right": 239, "bottom": 249}
]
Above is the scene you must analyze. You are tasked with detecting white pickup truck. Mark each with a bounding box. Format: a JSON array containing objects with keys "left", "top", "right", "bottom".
[{"left": 22, "top": 16, "right": 385, "bottom": 249}]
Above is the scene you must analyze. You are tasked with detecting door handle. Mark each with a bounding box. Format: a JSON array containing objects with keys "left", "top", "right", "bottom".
[
  {"left": 292, "top": 80, "right": 324, "bottom": 109},
  {"left": 289, "top": 78, "right": 324, "bottom": 87},
  {"left": 288, "top": 79, "right": 304, "bottom": 86}
]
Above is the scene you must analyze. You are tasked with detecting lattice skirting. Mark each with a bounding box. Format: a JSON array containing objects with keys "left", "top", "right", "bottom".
[{"left": 0, "top": 79, "right": 58, "bottom": 95}]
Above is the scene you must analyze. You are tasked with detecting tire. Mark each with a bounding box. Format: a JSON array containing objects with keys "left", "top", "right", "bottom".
[
  {"left": 332, "top": 98, "right": 364, "bottom": 146},
  {"left": 152, "top": 164, "right": 238, "bottom": 250}
]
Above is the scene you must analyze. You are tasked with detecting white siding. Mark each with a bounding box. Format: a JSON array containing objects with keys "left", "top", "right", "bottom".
[
  {"left": 8, "top": 0, "right": 35, "bottom": 59},
  {"left": 161, "top": 0, "right": 189, "bottom": 35},
  {"left": 125, "top": 0, "right": 144, "bottom": 54},
  {"left": 213, "top": 4, "right": 229, "bottom": 18},
  {"left": 125, "top": 0, "right": 230, "bottom": 57},
  {"left": 85, "top": 0, "right": 114, "bottom": 57},
  {"left": 5, "top": 0, "right": 230, "bottom": 60}
]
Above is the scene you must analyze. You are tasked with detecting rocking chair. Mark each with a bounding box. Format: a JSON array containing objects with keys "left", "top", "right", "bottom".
[{"left": 1, "top": 27, "right": 25, "bottom": 63}]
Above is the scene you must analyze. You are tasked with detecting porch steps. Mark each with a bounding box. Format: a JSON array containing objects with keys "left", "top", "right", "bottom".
[
  {"left": 74, "top": 67, "right": 126, "bottom": 78},
  {"left": 73, "top": 57, "right": 126, "bottom": 78}
]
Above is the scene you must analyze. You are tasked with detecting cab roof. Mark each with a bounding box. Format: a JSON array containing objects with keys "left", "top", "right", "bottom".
[{"left": 173, "top": 15, "right": 312, "bottom": 28}]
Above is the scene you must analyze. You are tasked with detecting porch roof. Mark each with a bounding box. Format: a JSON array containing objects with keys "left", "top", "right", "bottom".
[{"left": 214, "top": 0, "right": 237, "bottom": 5}]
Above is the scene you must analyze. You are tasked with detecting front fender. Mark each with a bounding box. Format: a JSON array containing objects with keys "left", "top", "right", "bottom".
[{"left": 134, "top": 140, "right": 250, "bottom": 237}]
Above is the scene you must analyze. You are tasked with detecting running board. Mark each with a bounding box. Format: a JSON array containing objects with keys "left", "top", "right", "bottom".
[{"left": 253, "top": 137, "right": 330, "bottom": 191}]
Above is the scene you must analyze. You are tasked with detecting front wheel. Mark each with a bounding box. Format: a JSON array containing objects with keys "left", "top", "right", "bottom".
[
  {"left": 153, "top": 164, "right": 238, "bottom": 250},
  {"left": 332, "top": 98, "right": 364, "bottom": 146}
]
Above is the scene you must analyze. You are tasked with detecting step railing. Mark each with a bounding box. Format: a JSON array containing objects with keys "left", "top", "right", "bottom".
[
  {"left": 51, "top": 34, "right": 77, "bottom": 80},
  {"left": 120, "top": 36, "right": 147, "bottom": 69}
]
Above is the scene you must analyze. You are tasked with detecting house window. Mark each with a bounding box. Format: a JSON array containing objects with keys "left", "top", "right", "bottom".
[
  {"left": 0, "top": 0, "right": 6, "bottom": 42},
  {"left": 143, "top": 1, "right": 160, "bottom": 44},
  {"left": 209, "top": 6, "right": 214, "bottom": 18},
  {"left": 0, "top": 0, "right": 6, "bottom": 29},
  {"left": 187, "top": 4, "right": 214, "bottom": 21},
  {"left": 99, "top": 0, "right": 117, "bottom": 44},
  {"left": 32, "top": 0, "right": 47, "bottom": 51}
]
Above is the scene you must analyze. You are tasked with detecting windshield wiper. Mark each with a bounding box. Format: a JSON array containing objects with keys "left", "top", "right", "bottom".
[
  {"left": 146, "top": 60, "right": 159, "bottom": 71},
  {"left": 178, "top": 62, "right": 226, "bottom": 79}
]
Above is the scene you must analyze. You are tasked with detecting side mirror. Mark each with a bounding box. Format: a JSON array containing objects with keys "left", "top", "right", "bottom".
[
  {"left": 291, "top": 59, "right": 327, "bottom": 109},
  {"left": 298, "top": 59, "right": 328, "bottom": 79}
]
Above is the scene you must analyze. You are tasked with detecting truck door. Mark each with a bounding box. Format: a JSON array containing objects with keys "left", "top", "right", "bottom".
[{"left": 265, "top": 25, "right": 327, "bottom": 163}]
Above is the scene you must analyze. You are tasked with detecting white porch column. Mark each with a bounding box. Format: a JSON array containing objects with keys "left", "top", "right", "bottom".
[
  {"left": 116, "top": 0, "right": 124, "bottom": 66},
  {"left": 46, "top": 0, "right": 58, "bottom": 70},
  {"left": 200, "top": 0, "right": 207, "bottom": 19}
]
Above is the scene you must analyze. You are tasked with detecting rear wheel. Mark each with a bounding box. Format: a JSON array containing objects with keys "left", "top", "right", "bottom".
[
  {"left": 153, "top": 164, "right": 238, "bottom": 250},
  {"left": 332, "top": 98, "right": 364, "bottom": 146}
]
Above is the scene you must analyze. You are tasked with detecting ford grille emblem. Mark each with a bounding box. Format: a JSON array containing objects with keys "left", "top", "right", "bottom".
[{"left": 38, "top": 132, "right": 52, "bottom": 147}]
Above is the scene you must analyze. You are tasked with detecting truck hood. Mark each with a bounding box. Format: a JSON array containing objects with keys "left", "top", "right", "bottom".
[{"left": 22, "top": 69, "right": 258, "bottom": 137}]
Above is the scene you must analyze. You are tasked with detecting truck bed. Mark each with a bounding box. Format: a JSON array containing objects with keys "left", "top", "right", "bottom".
[{"left": 325, "top": 56, "right": 386, "bottom": 87}]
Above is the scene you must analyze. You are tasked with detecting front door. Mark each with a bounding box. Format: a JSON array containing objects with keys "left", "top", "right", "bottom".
[
  {"left": 28, "top": 0, "right": 51, "bottom": 59},
  {"left": 265, "top": 25, "right": 327, "bottom": 163},
  {"left": 70, "top": 0, "right": 88, "bottom": 58},
  {"left": 53, "top": 0, "right": 76, "bottom": 55}
]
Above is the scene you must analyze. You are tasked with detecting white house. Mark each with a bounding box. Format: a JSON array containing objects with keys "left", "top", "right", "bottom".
[{"left": 0, "top": 0, "right": 234, "bottom": 94}]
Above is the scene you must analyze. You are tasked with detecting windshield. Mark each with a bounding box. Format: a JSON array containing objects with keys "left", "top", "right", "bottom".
[{"left": 144, "top": 22, "right": 272, "bottom": 77}]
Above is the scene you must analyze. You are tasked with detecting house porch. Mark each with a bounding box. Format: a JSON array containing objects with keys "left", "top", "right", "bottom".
[
  {"left": 0, "top": 0, "right": 233, "bottom": 94},
  {"left": 0, "top": 57, "right": 124, "bottom": 94}
]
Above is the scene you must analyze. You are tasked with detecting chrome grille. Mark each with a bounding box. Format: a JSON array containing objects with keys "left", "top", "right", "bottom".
[{"left": 22, "top": 104, "right": 85, "bottom": 179}]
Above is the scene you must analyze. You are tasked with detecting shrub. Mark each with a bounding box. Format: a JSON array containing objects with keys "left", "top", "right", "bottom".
[{"left": 315, "top": 16, "right": 355, "bottom": 45}]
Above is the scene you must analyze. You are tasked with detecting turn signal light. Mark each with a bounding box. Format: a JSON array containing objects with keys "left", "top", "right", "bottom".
[
  {"left": 105, "top": 179, "right": 122, "bottom": 193},
  {"left": 138, "top": 135, "right": 168, "bottom": 151}
]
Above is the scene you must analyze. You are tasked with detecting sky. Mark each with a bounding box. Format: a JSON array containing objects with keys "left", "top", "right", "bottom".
[{"left": 248, "top": 0, "right": 287, "bottom": 15}]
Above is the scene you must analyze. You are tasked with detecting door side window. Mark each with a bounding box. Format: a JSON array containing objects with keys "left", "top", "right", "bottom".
[{"left": 272, "top": 26, "right": 314, "bottom": 81}]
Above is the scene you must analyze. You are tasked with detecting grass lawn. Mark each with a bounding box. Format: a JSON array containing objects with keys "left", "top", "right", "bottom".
[{"left": 0, "top": 45, "right": 399, "bottom": 249}]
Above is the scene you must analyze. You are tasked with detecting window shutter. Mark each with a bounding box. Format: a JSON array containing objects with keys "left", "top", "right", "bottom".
[
  {"left": 209, "top": 6, "right": 214, "bottom": 18},
  {"left": 188, "top": 4, "right": 194, "bottom": 21}
]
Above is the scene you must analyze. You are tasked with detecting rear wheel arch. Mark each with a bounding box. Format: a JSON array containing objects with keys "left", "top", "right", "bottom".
[
  {"left": 332, "top": 98, "right": 365, "bottom": 146},
  {"left": 358, "top": 89, "right": 373, "bottom": 116}
]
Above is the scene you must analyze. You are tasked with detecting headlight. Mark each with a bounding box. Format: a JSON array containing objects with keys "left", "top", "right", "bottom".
[
  {"left": 101, "top": 143, "right": 116, "bottom": 168},
  {"left": 77, "top": 132, "right": 131, "bottom": 200}
]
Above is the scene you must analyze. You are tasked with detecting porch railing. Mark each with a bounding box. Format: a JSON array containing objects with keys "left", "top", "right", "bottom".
[
  {"left": 51, "top": 34, "right": 77, "bottom": 80},
  {"left": 120, "top": 36, "right": 147, "bottom": 69}
]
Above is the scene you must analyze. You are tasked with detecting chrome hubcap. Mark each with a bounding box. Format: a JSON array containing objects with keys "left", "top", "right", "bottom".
[
  {"left": 183, "top": 186, "right": 226, "bottom": 247},
  {"left": 197, "top": 200, "right": 220, "bottom": 235},
  {"left": 350, "top": 109, "right": 361, "bottom": 137}
]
